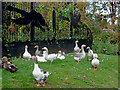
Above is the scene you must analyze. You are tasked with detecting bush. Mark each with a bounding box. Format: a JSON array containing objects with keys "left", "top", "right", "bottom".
[
  {"left": 92, "top": 40, "right": 118, "bottom": 55},
  {"left": 85, "top": 16, "right": 119, "bottom": 55}
]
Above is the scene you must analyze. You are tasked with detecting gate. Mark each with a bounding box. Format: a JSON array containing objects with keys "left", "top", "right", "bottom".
[{"left": 2, "top": 2, "right": 93, "bottom": 57}]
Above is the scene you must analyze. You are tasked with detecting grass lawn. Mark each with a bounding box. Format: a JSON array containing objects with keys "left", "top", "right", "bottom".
[
  {"left": 2, "top": 53, "right": 118, "bottom": 88},
  {"left": 0, "top": 69, "right": 2, "bottom": 89}
]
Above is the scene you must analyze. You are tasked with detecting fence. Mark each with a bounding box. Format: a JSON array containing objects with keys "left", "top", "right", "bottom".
[{"left": 2, "top": 2, "right": 93, "bottom": 57}]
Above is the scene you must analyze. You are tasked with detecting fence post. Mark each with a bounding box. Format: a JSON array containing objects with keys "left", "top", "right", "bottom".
[
  {"left": 70, "top": 14, "right": 73, "bottom": 38},
  {"left": 0, "top": 2, "right": 2, "bottom": 58},
  {"left": 31, "top": 2, "right": 35, "bottom": 41},
  {"left": 52, "top": 7, "right": 56, "bottom": 41},
  {"left": 70, "top": 21, "right": 73, "bottom": 38}
]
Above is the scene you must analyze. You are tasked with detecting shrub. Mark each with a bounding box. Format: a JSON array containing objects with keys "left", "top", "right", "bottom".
[{"left": 92, "top": 39, "right": 118, "bottom": 55}]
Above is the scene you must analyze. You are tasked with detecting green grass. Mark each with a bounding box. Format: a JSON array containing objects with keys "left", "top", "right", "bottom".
[
  {"left": 0, "top": 69, "right": 2, "bottom": 90},
  {"left": 2, "top": 53, "right": 118, "bottom": 88},
  {"left": 0, "top": 59, "right": 2, "bottom": 89}
]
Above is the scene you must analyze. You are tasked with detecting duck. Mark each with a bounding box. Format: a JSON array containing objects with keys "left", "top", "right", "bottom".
[
  {"left": 42, "top": 47, "right": 57, "bottom": 65},
  {"left": 57, "top": 51, "right": 65, "bottom": 60},
  {"left": 23, "top": 45, "right": 31, "bottom": 61},
  {"left": 30, "top": 56, "right": 51, "bottom": 86},
  {"left": 2, "top": 57, "right": 18, "bottom": 72},
  {"left": 87, "top": 47, "right": 93, "bottom": 62},
  {"left": 91, "top": 55, "right": 99, "bottom": 70},
  {"left": 74, "top": 40, "right": 81, "bottom": 53},
  {"left": 34, "top": 45, "right": 43, "bottom": 56},
  {"left": 72, "top": 44, "right": 86, "bottom": 63}
]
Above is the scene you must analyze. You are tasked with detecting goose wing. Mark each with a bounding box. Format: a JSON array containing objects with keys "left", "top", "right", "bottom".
[
  {"left": 33, "top": 68, "right": 43, "bottom": 81},
  {"left": 40, "top": 68, "right": 51, "bottom": 82},
  {"left": 48, "top": 54, "right": 57, "bottom": 60},
  {"left": 73, "top": 53, "right": 85, "bottom": 60}
]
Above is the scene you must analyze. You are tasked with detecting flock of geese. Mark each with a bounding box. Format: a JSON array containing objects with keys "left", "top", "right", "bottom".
[
  {"left": 72, "top": 40, "right": 99, "bottom": 70},
  {"left": 2, "top": 40, "right": 100, "bottom": 87}
]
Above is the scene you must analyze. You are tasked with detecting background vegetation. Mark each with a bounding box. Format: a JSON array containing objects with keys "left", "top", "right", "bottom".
[
  {"left": 2, "top": 2, "right": 119, "bottom": 55},
  {"left": 77, "top": 2, "right": 119, "bottom": 55}
]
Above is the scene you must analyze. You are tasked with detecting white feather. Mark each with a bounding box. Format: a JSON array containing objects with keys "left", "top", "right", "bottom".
[{"left": 91, "top": 58, "right": 99, "bottom": 66}]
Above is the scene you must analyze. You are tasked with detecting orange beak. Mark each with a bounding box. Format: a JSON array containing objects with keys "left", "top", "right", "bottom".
[
  {"left": 34, "top": 46, "right": 37, "bottom": 48},
  {"left": 42, "top": 48, "right": 44, "bottom": 50},
  {"left": 30, "top": 56, "right": 33, "bottom": 59}
]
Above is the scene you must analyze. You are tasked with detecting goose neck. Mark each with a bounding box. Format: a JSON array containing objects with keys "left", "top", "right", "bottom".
[
  {"left": 25, "top": 48, "right": 28, "bottom": 52},
  {"left": 88, "top": 49, "right": 90, "bottom": 52},
  {"left": 81, "top": 47, "right": 85, "bottom": 54},
  {"left": 34, "top": 63, "right": 39, "bottom": 69},
  {"left": 44, "top": 51, "right": 48, "bottom": 58},
  {"left": 75, "top": 42, "right": 78, "bottom": 47},
  {"left": 36, "top": 47, "right": 39, "bottom": 51}
]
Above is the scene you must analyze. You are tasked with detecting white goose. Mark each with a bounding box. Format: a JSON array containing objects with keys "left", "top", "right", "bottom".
[
  {"left": 31, "top": 56, "right": 50, "bottom": 86},
  {"left": 74, "top": 40, "right": 81, "bottom": 53},
  {"left": 42, "top": 47, "right": 57, "bottom": 65},
  {"left": 87, "top": 47, "right": 93, "bottom": 62},
  {"left": 73, "top": 45, "right": 86, "bottom": 63},
  {"left": 91, "top": 55, "right": 99, "bottom": 70},
  {"left": 57, "top": 51, "right": 65, "bottom": 60},
  {"left": 23, "top": 45, "right": 31, "bottom": 60}
]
